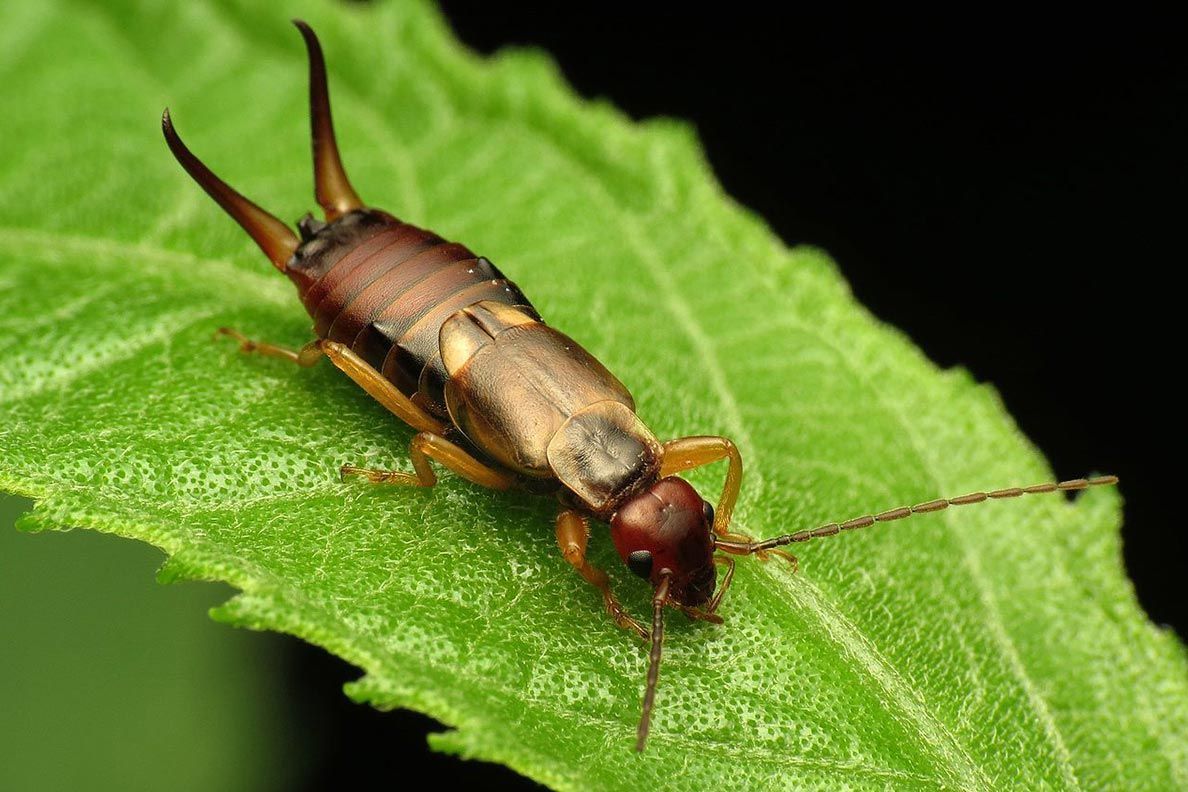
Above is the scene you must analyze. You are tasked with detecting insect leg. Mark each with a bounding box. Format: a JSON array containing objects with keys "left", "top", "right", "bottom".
[
  {"left": 555, "top": 509, "right": 649, "bottom": 641},
  {"left": 215, "top": 327, "right": 325, "bottom": 366},
  {"left": 660, "top": 435, "right": 742, "bottom": 532},
  {"left": 342, "top": 432, "right": 515, "bottom": 490},
  {"left": 316, "top": 341, "right": 445, "bottom": 435},
  {"left": 661, "top": 436, "right": 796, "bottom": 567},
  {"left": 217, "top": 331, "right": 444, "bottom": 434},
  {"left": 713, "top": 540, "right": 798, "bottom": 569}
]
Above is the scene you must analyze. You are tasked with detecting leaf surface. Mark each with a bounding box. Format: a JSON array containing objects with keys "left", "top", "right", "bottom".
[{"left": 1, "top": 1, "right": 1185, "bottom": 788}]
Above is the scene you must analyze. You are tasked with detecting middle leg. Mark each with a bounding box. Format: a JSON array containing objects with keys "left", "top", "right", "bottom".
[{"left": 342, "top": 431, "right": 516, "bottom": 490}]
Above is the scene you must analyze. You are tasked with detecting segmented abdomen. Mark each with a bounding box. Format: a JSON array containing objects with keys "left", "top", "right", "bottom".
[{"left": 286, "top": 210, "right": 538, "bottom": 416}]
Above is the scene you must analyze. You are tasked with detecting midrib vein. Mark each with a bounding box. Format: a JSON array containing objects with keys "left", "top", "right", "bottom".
[{"left": 540, "top": 137, "right": 990, "bottom": 788}]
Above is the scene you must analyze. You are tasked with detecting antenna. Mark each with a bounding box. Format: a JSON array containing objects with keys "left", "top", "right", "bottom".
[
  {"left": 635, "top": 571, "right": 672, "bottom": 752},
  {"left": 715, "top": 475, "right": 1118, "bottom": 556}
]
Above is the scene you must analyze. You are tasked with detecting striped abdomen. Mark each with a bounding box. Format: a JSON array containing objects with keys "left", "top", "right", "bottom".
[{"left": 285, "top": 209, "right": 539, "bottom": 416}]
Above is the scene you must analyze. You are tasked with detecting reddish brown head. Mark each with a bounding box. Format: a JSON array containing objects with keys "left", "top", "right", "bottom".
[
  {"left": 610, "top": 476, "right": 720, "bottom": 751},
  {"left": 610, "top": 476, "right": 717, "bottom": 606}
]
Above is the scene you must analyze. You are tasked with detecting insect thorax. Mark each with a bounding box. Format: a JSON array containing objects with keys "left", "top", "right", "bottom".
[{"left": 440, "top": 301, "right": 661, "bottom": 513}]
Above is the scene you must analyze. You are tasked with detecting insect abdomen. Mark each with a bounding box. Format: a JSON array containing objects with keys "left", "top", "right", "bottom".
[{"left": 286, "top": 209, "right": 538, "bottom": 415}]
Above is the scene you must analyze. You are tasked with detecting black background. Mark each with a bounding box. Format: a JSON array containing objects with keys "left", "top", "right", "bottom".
[{"left": 290, "top": 7, "right": 1185, "bottom": 788}]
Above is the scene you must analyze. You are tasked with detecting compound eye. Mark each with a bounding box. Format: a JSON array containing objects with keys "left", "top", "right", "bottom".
[
  {"left": 626, "top": 550, "right": 654, "bottom": 578},
  {"left": 702, "top": 499, "right": 715, "bottom": 529}
]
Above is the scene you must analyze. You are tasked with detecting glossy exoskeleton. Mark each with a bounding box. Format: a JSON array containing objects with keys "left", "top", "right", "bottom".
[{"left": 162, "top": 21, "right": 1117, "bottom": 750}]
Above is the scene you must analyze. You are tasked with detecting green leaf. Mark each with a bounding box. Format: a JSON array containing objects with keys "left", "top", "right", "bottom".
[{"left": 1, "top": 0, "right": 1185, "bottom": 788}]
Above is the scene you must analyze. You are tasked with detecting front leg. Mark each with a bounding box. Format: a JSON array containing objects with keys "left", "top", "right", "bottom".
[
  {"left": 661, "top": 435, "right": 796, "bottom": 567},
  {"left": 555, "top": 509, "right": 649, "bottom": 641},
  {"left": 660, "top": 435, "right": 743, "bottom": 532}
]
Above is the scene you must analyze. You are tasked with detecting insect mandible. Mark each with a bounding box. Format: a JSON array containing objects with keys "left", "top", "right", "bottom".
[{"left": 162, "top": 21, "right": 1117, "bottom": 750}]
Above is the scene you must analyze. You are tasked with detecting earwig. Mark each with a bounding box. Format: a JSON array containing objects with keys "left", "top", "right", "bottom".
[{"left": 162, "top": 21, "right": 1118, "bottom": 752}]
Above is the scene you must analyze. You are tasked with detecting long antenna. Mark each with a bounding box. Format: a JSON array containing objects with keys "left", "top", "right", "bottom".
[
  {"left": 293, "top": 20, "right": 363, "bottom": 221},
  {"left": 636, "top": 571, "right": 672, "bottom": 752},
  {"left": 161, "top": 110, "right": 298, "bottom": 270},
  {"left": 715, "top": 475, "right": 1118, "bottom": 556}
]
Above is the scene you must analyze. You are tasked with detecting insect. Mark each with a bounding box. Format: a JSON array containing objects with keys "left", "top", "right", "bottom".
[{"left": 162, "top": 21, "right": 1118, "bottom": 751}]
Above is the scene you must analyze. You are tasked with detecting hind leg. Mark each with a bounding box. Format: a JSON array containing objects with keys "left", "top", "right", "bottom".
[
  {"left": 216, "top": 329, "right": 443, "bottom": 434},
  {"left": 215, "top": 327, "right": 323, "bottom": 366}
]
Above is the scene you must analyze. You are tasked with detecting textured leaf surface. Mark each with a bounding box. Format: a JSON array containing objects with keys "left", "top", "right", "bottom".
[{"left": 2, "top": 1, "right": 1186, "bottom": 789}]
